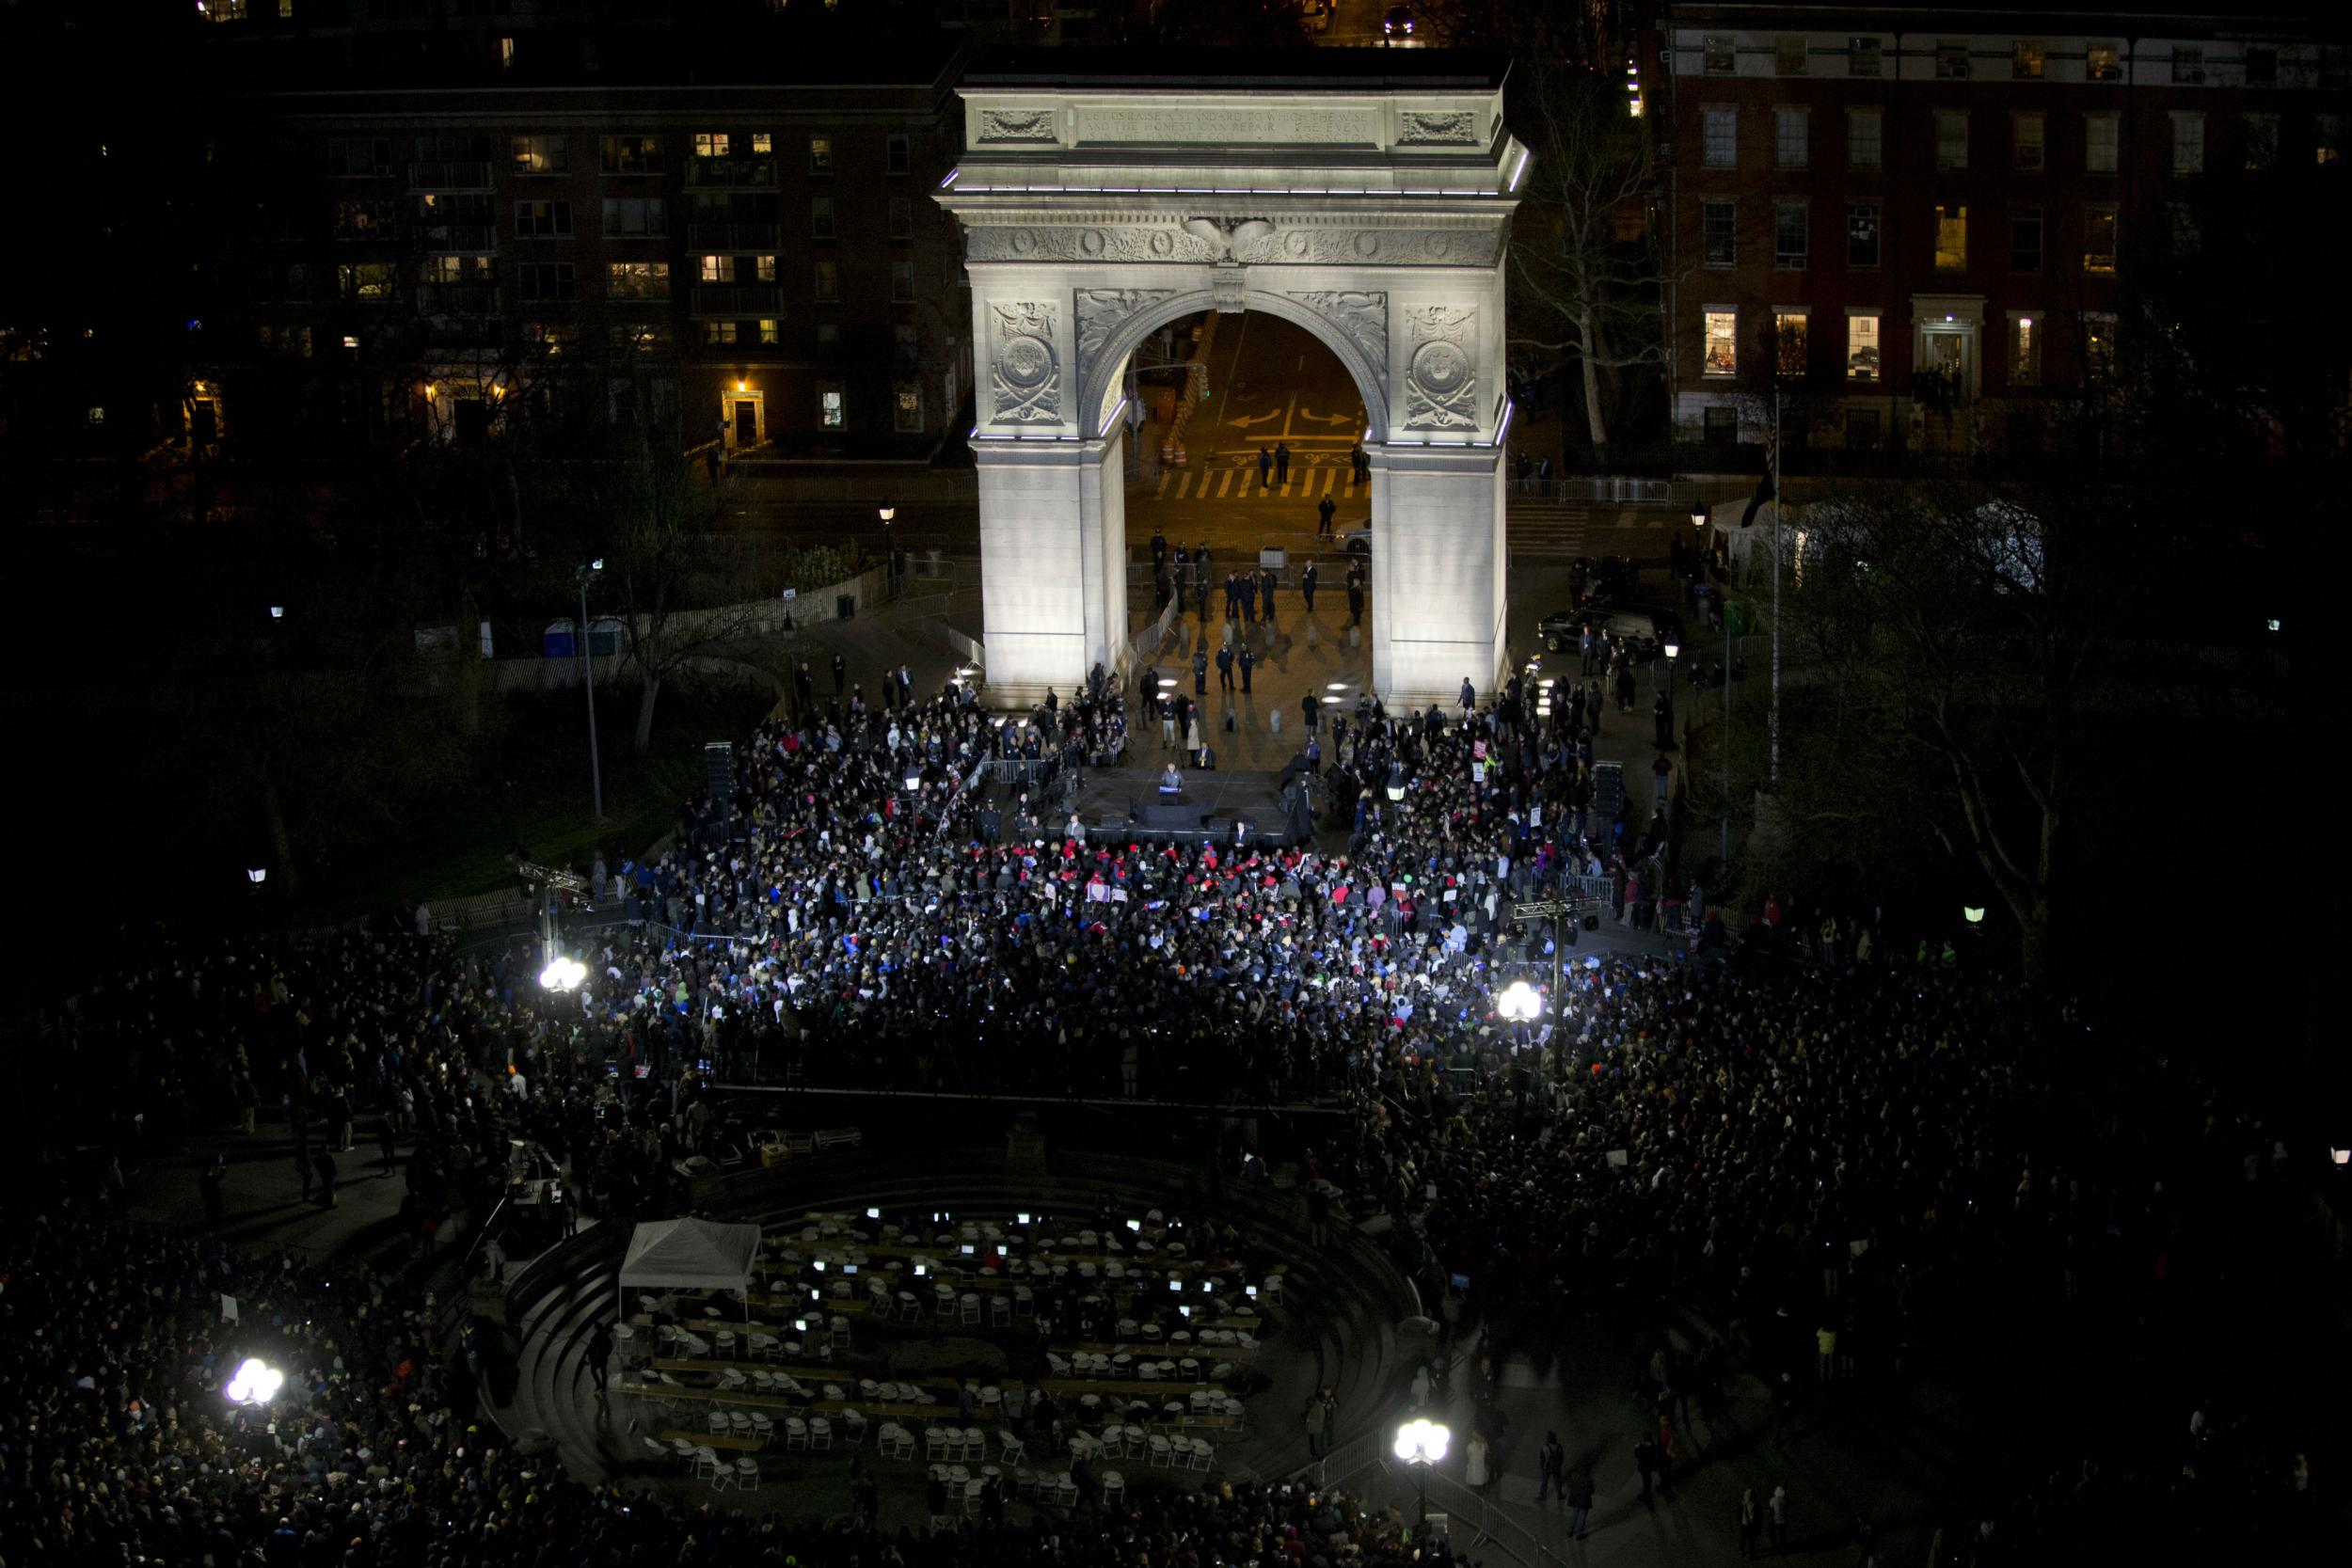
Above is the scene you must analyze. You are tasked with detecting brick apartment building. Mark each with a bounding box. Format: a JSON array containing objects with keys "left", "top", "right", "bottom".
[
  {"left": 8, "top": 7, "right": 976, "bottom": 466},
  {"left": 1658, "top": 2, "right": 2347, "bottom": 455}
]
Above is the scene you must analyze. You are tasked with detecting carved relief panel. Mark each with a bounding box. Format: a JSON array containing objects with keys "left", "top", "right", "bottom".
[
  {"left": 988, "top": 302, "right": 1062, "bottom": 425},
  {"left": 1403, "top": 305, "right": 1478, "bottom": 431}
]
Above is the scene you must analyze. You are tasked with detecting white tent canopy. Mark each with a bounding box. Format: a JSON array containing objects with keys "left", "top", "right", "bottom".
[{"left": 616, "top": 1216, "right": 761, "bottom": 1320}]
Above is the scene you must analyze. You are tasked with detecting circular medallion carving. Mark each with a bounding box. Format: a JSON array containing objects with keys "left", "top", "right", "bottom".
[
  {"left": 1010, "top": 230, "right": 1039, "bottom": 257},
  {"left": 1284, "top": 231, "right": 1311, "bottom": 259},
  {"left": 1000, "top": 335, "right": 1054, "bottom": 388},
  {"left": 1425, "top": 231, "right": 1454, "bottom": 260},
  {"left": 1410, "top": 340, "right": 1470, "bottom": 396},
  {"left": 1353, "top": 231, "right": 1381, "bottom": 259},
  {"left": 1148, "top": 230, "right": 1175, "bottom": 258},
  {"left": 1079, "top": 229, "right": 1106, "bottom": 257}
]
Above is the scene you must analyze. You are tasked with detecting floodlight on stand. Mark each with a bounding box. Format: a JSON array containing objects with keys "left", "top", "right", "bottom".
[
  {"left": 1495, "top": 979, "right": 1542, "bottom": 1022},
  {"left": 538, "top": 955, "right": 587, "bottom": 992}
]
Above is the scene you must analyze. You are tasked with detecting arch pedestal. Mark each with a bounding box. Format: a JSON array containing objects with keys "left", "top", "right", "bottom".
[{"left": 941, "top": 64, "right": 1529, "bottom": 710}]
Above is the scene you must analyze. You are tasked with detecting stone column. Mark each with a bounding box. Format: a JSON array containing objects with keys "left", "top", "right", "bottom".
[
  {"left": 1368, "top": 442, "right": 1508, "bottom": 709},
  {"left": 975, "top": 433, "right": 1127, "bottom": 708}
]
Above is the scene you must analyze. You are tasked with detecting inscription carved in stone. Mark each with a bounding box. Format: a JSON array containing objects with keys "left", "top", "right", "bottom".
[
  {"left": 1074, "top": 106, "right": 1378, "bottom": 147},
  {"left": 960, "top": 224, "right": 1496, "bottom": 268},
  {"left": 1404, "top": 305, "right": 1477, "bottom": 430},
  {"left": 990, "top": 301, "right": 1061, "bottom": 424}
]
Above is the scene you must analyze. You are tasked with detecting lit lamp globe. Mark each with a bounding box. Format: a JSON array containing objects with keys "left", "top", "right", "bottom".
[
  {"left": 1495, "top": 980, "right": 1543, "bottom": 1022},
  {"left": 1692, "top": 508, "right": 1710, "bottom": 531},
  {"left": 225, "top": 1358, "right": 283, "bottom": 1406},
  {"left": 246, "top": 868, "right": 267, "bottom": 886},
  {"left": 1963, "top": 906, "right": 1986, "bottom": 926},
  {"left": 1393, "top": 1417, "right": 1450, "bottom": 1465},
  {"left": 1664, "top": 641, "right": 1680, "bottom": 661},
  {"left": 539, "top": 956, "right": 587, "bottom": 992}
]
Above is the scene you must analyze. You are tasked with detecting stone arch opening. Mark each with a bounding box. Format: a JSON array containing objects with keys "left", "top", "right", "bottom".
[{"left": 940, "top": 59, "right": 1530, "bottom": 710}]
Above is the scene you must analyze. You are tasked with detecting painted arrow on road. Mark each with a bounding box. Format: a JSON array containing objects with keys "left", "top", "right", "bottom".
[
  {"left": 1297, "top": 407, "right": 1358, "bottom": 426},
  {"left": 1225, "top": 409, "right": 1283, "bottom": 430}
]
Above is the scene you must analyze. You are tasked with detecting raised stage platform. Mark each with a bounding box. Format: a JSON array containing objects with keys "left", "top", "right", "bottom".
[{"left": 1067, "top": 764, "right": 1315, "bottom": 848}]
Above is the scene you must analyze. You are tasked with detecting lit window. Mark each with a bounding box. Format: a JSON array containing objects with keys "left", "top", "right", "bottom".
[
  {"left": 1702, "top": 200, "right": 1737, "bottom": 266},
  {"left": 1847, "top": 109, "right": 1882, "bottom": 169},
  {"left": 1775, "top": 36, "right": 1806, "bottom": 76},
  {"left": 2012, "top": 113, "right": 2044, "bottom": 172},
  {"left": 1936, "top": 40, "right": 1970, "bottom": 80},
  {"left": 1702, "top": 309, "right": 1738, "bottom": 377},
  {"left": 602, "top": 135, "right": 663, "bottom": 174},
  {"left": 2171, "top": 47, "right": 2204, "bottom": 85},
  {"left": 810, "top": 135, "right": 834, "bottom": 174},
  {"left": 759, "top": 319, "right": 780, "bottom": 345},
  {"left": 704, "top": 321, "right": 739, "bottom": 345},
  {"left": 2010, "top": 207, "right": 2042, "bottom": 272},
  {"left": 1936, "top": 111, "right": 1969, "bottom": 170},
  {"left": 1848, "top": 37, "right": 1881, "bottom": 77},
  {"left": 607, "top": 261, "right": 669, "bottom": 299},
  {"left": 1703, "top": 105, "right": 1736, "bottom": 168},
  {"left": 814, "top": 261, "right": 839, "bottom": 302},
  {"left": 2085, "top": 114, "right": 2119, "bottom": 174},
  {"left": 510, "top": 135, "right": 567, "bottom": 174},
  {"left": 1774, "top": 107, "right": 1808, "bottom": 168},
  {"left": 2013, "top": 40, "right": 2044, "bottom": 79},
  {"left": 699, "top": 255, "right": 725, "bottom": 283},
  {"left": 2009, "top": 316, "right": 2040, "bottom": 387},
  {"left": 2169, "top": 111, "right": 2205, "bottom": 175},
  {"left": 1934, "top": 204, "right": 1967, "bottom": 271},
  {"left": 2083, "top": 207, "right": 2117, "bottom": 273},
  {"left": 1774, "top": 201, "right": 1808, "bottom": 269},
  {"left": 751, "top": 133, "right": 772, "bottom": 155},
  {"left": 1846, "top": 313, "right": 1880, "bottom": 380},
  {"left": 693, "top": 132, "right": 730, "bottom": 159},
  {"left": 2088, "top": 43, "right": 2122, "bottom": 83},
  {"left": 1847, "top": 201, "right": 1880, "bottom": 268},
  {"left": 1773, "top": 309, "right": 1808, "bottom": 374},
  {"left": 1703, "top": 36, "right": 1734, "bottom": 74},
  {"left": 820, "top": 387, "right": 845, "bottom": 427},
  {"left": 755, "top": 255, "right": 777, "bottom": 283},
  {"left": 895, "top": 386, "right": 923, "bottom": 432}
]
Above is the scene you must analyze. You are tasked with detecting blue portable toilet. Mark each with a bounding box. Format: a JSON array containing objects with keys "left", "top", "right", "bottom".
[{"left": 543, "top": 618, "right": 577, "bottom": 659}]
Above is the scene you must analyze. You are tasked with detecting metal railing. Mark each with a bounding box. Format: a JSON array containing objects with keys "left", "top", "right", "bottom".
[
  {"left": 418, "top": 224, "right": 498, "bottom": 253},
  {"left": 1510, "top": 475, "right": 1680, "bottom": 506}
]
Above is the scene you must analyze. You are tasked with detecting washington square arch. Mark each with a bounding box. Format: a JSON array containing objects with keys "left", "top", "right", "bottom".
[{"left": 938, "top": 54, "right": 1530, "bottom": 710}]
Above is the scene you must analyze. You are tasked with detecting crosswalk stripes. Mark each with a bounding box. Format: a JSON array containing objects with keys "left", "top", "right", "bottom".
[{"left": 1150, "top": 465, "right": 1357, "bottom": 503}]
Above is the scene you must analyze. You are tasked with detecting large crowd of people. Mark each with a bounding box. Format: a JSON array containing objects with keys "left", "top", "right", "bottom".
[{"left": 10, "top": 661, "right": 2335, "bottom": 1567}]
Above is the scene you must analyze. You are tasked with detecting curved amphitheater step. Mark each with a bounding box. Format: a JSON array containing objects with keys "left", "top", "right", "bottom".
[{"left": 491, "top": 1147, "right": 1420, "bottom": 1496}]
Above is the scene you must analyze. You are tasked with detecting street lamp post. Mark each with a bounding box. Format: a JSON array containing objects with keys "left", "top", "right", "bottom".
[
  {"left": 1393, "top": 1418, "right": 1451, "bottom": 1532},
  {"left": 579, "top": 560, "right": 606, "bottom": 822}
]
